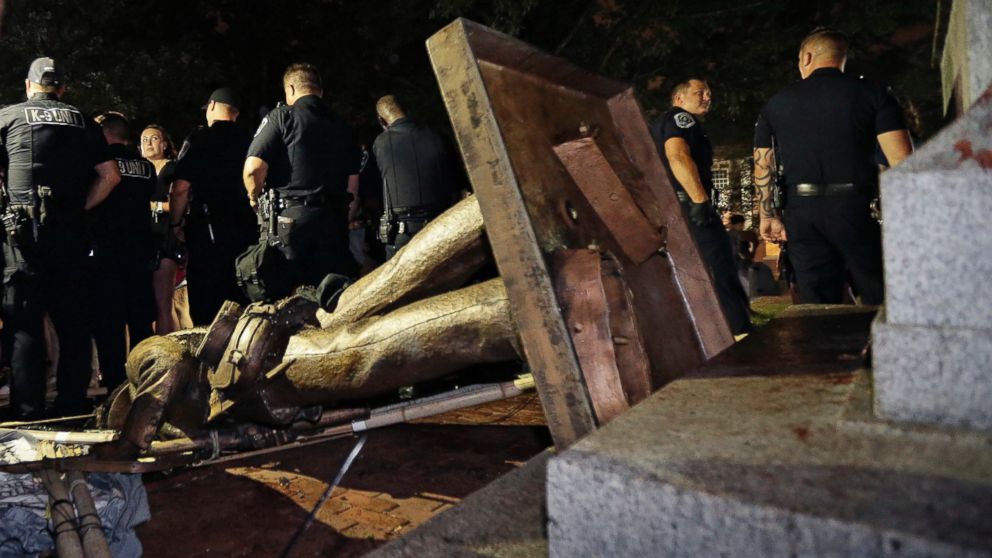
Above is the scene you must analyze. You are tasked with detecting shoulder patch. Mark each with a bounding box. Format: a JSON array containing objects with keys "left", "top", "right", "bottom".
[
  {"left": 177, "top": 140, "right": 191, "bottom": 160},
  {"left": 254, "top": 116, "right": 269, "bottom": 138},
  {"left": 674, "top": 112, "right": 696, "bottom": 129}
]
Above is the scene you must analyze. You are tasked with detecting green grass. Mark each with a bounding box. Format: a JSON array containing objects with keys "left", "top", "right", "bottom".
[{"left": 750, "top": 296, "right": 794, "bottom": 327}]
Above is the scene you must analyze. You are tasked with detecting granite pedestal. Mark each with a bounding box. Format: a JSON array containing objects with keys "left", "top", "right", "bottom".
[
  {"left": 549, "top": 306, "right": 992, "bottom": 557},
  {"left": 872, "top": 84, "right": 992, "bottom": 431}
]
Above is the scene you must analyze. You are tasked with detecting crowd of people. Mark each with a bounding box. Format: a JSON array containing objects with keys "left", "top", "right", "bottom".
[{"left": 0, "top": 27, "right": 913, "bottom": 421}]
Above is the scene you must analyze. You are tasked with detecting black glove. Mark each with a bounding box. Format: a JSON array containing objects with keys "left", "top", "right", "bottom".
[{"left": 688, "top": 200, "right": 713, "bottom": 227}]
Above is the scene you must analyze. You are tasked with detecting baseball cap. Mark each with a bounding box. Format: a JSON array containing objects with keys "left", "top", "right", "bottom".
[
  {"left": 202, "top": 87, "right": 240, "bottom": 110},
  {"left": 27, "top": 57, "right": 63, "bottom": 86}
]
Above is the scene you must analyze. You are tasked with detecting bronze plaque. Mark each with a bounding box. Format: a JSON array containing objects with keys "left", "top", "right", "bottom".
[{"left": 428, "top": 19, "right": 733, "bottom": 448}]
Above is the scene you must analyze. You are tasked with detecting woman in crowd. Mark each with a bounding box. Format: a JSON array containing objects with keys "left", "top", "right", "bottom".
[{"left": 140, "top": 124, "right": 193, "bottom": 334}]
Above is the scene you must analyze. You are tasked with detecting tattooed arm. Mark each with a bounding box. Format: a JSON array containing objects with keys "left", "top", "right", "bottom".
[{"left": 753, "top": 147, "right": 786, "bottom": 243}]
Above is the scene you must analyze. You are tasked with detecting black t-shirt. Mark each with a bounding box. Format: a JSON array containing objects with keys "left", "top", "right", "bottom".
[
  {"left": 91, "top": 143, "right": 155, "bottom": 244},
  {"left": 754, "top": 68, "right": 906, "bottom": 187},
  {"left": 0, "top": 93, "right": 111, "bottom": 207},
  {"left": 173, "top": 121, "right": 255, "bottom": 227},
  {"left": 153, "top": 160, "right": 176, "bottom": 203},
  {"left": 651, "top": 107, "right": 714, "bottom": 198},
  {"left": 247, "top": 95, "right": 361, "bottom": 198},
  {"left": 372, "top": 117, "right": 456, "bottom": 213}
]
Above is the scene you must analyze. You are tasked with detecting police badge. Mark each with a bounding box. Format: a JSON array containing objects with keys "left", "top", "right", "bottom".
[{"left": 675, "top": 112, "right": 695, "bottom": 129}]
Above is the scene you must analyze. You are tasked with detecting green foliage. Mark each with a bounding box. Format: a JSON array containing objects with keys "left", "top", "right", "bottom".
[{"left": 0, "top": 0, "right": 943, "bottom": 151}]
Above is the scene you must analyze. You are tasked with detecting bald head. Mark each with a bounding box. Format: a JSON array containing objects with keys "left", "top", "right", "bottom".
[
  {"left": 376, "top": 95, "right": 406, "bottom": 126},
  {"left": 798, "top": 28, "right": 847, "bottom": 78}
]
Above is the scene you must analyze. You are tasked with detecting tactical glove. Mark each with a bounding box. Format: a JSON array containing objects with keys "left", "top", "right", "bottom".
[{"left": 688, "top": 200, "right": 713, "bottom": 227}]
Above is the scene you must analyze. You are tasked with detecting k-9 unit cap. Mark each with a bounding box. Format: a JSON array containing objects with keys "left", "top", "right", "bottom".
[
  {"left": 203, "top": 87, "right": 241, "bottom": 110},
  {"left": 27, "top": 57, "right": 64, "bottom": 86}
]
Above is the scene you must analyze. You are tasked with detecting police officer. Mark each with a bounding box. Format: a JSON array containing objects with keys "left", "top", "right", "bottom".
[
  {"left": 373, "top": 95, "right": 458, "bottom": 259},
  {"left": 650, "top": 78, "right": 752, "bottom": 336},
  {"left": 243, "top": 63, "right": 360, "bottom": 300},
  {"left": 0, "top": 58, "right": 121, "bottom": 418},
  {"left": 170, "top": 88, "right": 258, "bottom": 324},
  {"left": 753, "top": 28, "right": 913, "bottom": 304},
  {"left": 91, "top": 112, "right": 156, "bottom": 393}
]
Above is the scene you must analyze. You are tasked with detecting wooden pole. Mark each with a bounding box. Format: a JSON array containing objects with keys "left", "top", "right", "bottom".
[
  {"left": 38, "top": 469, "right": 85, "bottom": 558},
  {"left": 66, "top": 471, "right": 112, "bottom": 558}
]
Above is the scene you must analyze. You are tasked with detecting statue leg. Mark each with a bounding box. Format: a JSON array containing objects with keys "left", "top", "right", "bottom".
[
  {"left": 318, "top": 194, "right": 488, "bottom": 329},
  {"left": 254, "top": 278, "right": 521, "bottom": 412}
]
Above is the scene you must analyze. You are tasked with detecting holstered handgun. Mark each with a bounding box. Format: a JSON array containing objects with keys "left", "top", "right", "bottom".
[
  {"left": 772, "top": 174, "right": 786, "bottom": 211},
  {"left": 378, "top": 215, "right": 397, "bottom": 245},
  {"left": 36, "top": 186, "right": 53, "bottom": 228},
  {"left": 258, "top": 189, "right": 281, "bottom": 247},
  {"left": 771, "top": 136, "right": 787, "bottom": 211}
]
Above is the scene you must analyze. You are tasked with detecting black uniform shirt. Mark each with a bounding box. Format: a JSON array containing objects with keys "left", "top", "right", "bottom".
[
  {"left": 247, "top": 95, "right": 361, "bottom": 198},
  {"left": 0, "top": 93, "right": 110, "bottom": 207},
  {"left": 754, "top": 68, "right": 906, "bottom": 187},
  {"left": 174, "top": 121, "right": 255, "bottom": 227},
  {"left": 91, "top": 143, "right": 154, "bottom": 243},
  {"left": 150, "top": 160, "right": 176, "bottom": 237},
  {"left": 372, "top": 117, "right": 456, "bottom": 213},
  {"left": 651, "top": 107, "right": 714, "bottom": 197}
]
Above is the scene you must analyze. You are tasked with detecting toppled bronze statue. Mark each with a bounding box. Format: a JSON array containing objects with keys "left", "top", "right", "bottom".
[{"left": 98, "top": 195, "right": 522, "bottom": 456}]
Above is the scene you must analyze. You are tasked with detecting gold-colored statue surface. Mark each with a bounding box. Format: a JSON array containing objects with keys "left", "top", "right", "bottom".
[{"left": 101, "top": 195, "right": 521, "bottom": 455}]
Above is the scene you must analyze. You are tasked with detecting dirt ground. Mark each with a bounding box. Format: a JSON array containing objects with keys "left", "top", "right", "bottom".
[{"left": 136, "top": 395, "right": 550, "bottom": 557}]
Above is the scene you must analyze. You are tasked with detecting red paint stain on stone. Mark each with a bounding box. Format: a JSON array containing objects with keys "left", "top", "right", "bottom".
[
  {"left": 953, "top": 140, "right": 992, "bottom": 169},
  {"left": 979, "top": 83, "right": 992, "bottom": 104},
  {"left": 793, "top": 426, "right": 810, "bottom": 442},
  {"left": 975, "top": 149, "right": 992, "bottom": 169},
  {"left": 955, "top": 139, "right": 974, "bottom": 162},
  {"left": 825, "top": 374, "right": 856, "bottom": 385}
]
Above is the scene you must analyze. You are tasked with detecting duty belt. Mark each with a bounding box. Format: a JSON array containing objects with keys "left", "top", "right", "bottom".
[
  {"left": 392, "top": 206, "right": 440, "bottom": 219},
  {"left": 279, "top": 192, "right": 352, "bottom": 209},
  {"left": 790, "top": 183, "right": 858, "bottom": 197}
]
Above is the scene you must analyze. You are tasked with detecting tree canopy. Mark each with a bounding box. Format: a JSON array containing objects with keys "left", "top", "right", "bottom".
[{"left": 0, "top": 0, "right": 943, "bottom": 154}]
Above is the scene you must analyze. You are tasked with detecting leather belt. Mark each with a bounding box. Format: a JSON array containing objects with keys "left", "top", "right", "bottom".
[
  {"left": 790, "top": 183, "right": 857, "bottom": 197},
  {"left": 280, "top": 195, "right": 326, "bottom": 208},
  {"left": 391, "top": 205, "right": 442, "bottom": 218},
  {"left": 280, "top": 192, "right": 350, "bottom": 209}
]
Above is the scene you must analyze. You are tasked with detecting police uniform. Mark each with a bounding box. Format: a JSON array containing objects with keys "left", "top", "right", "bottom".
[
  {"left": 0, "top": 93, "right": 111, "bottom": 418},
  {"left": 246, "top": 95, "right": 360, "bottom": 299},
  {"left": 754, "top": 68, "right": 906, "bottom": 304},
  {"left": 651, "top": 107, "right": 752, "bottom": 335},
  {"left": 174, "top": 122, "right": 258, "bottom": 324},
  {"left": 88, "top": 143, "right": 156, "bottom": 391},
  {"left": 372, "top": 117, "right": 457, "bottom": 259}
]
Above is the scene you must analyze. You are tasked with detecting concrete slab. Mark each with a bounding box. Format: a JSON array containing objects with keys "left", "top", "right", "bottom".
[
  {"left": 548, "top": 306, "right": 992, "bottom": 557},
  {"left": 369, "top": 450, "right": 551, "bottom": 558}
]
